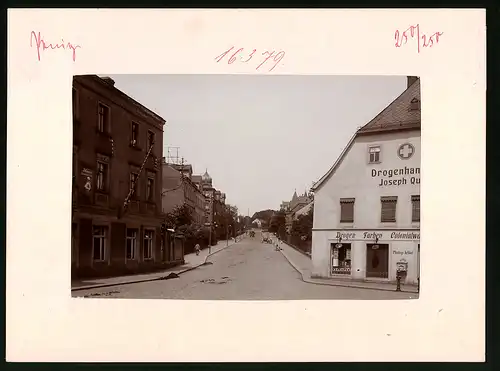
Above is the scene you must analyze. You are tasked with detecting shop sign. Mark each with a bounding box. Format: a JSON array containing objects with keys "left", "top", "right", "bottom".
[
  {"left": 333, "top": 230, "right": 420, "bottom": 242},
  {"left": 331, "top": 267, "right": 351, "bottom": 275},
  {"left": 396, "top": 259, "right": 409, "bottom": 272},
  {"left": 81, "top": 168, "right": 93, "bottom": 176},
  {"left": 81, "top": 168, "right": 93, "bottom": 192},
  {"left": 371, "top": 165, "right": 420, "bottom": 187},
  {"left": 392, "top": 250, "right": 414, "bottom": 255}
]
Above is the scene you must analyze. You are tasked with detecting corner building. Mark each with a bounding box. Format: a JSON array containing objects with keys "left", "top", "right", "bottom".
[
  {"left": 72, "top": 75, "right": 168, "bottom": 279},
  {"left": 311, "top": 77, "right": 421, "bottom": 285}
]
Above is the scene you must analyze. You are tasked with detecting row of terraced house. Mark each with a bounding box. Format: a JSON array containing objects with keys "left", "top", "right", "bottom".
[{"left": 71, "top": 75, "right": 228, "bottom": 279}]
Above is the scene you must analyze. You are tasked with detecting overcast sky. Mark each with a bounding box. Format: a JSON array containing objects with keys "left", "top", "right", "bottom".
[{"left": 108, "top": 74, "right": 407, "bottom": 216}]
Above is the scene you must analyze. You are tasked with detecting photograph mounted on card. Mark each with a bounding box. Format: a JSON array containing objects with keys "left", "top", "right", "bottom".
[{"left": 71, "top": 74, "right": 420, "bottom": 300}]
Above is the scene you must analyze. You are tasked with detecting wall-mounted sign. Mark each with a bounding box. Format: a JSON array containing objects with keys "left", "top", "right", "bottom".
[
  {"left": 83, "top": 176, "right": 92, "bottom": 192},
  {"left": 397, "top": 143, "right": 415, "bottom": 160},
  {"left": 396, "top": 259, "right": 408, "bottom": 272},
  {"left": 371, "top": 166, "right": 420, "bottom": 187},
  {"left": 333, "top": 230, "right": 420, "bottom": 242},
  {"left": 81, "top": 168, "right": 93, "bottom": 177}
]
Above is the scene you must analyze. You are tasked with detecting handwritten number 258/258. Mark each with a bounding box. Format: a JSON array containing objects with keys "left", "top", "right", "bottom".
[{"left": 215, "top": 46, "right": 285, "bottom": 72}]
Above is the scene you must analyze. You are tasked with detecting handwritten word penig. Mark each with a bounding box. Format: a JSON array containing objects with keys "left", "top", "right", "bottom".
[
  {"left": 30, "top": 31, "right": 81, "bottom": 62},
  {"left": 394, "top": 24, "right": 443, "bottom": 53},
  {"left": 215, "top": 46, "right": 285, "bottom": 72}
]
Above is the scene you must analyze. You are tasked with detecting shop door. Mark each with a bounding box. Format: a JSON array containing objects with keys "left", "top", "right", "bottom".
[{"left": 366, "top": 244, "right": 389, "bottom": 278}]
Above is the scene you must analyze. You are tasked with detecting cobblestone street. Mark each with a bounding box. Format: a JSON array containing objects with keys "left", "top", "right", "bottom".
[{"left": 74, "top": 237, "right": 417, "bottom": 300}]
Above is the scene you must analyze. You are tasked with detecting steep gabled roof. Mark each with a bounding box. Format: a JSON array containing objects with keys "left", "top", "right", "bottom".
[
  {"left": 311, "top": 78, "right": 421, "bottom": 192},
  {"left": 357, "top": 78, "right": 420, "bottom": 135}
]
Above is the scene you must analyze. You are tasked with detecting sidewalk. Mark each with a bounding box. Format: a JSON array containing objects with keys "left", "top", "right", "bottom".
[
  {"left": 71, "top": 237, "right": 240, "bottom": 291},
  {"left": 278, "top": 240, "right": 419, "bottom": 294}
]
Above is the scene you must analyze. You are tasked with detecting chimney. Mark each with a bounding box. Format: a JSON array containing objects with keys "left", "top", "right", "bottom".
[
  {"left": 407, "top": 76, "right": 418, "bottom": 88},
  {"left": 101, "top": 76, "right": 115, "bottom": 86}
]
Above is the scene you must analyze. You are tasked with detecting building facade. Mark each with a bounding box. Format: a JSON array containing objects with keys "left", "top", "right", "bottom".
[
  {"left": 285, "top": 190, "right": 312, "bottom": 233},
  {"left": 311, "top": 77, "right": 421, "bottom": 285},
  {"left": 161, "top": 162, "right": 206, "bottom": 225},
  {"left": 72, "top": 75, "right": 171, "bottom": 279}
]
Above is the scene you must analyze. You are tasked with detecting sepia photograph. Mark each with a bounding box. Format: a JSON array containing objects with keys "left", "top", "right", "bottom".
[{"left": 71, "top": 74, "right": 421, "bottom": 300}]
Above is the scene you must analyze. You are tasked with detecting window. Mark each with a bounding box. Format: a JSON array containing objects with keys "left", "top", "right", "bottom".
[
  {"left": 411, "top": 195, "right": 420, "bottom": 222},
  {"left": 340, "top": 198, "right": 355, "bottom": 223},
  {"left": 126, "top": 229, "right": 138, "bottom": 260},
  {"left": 331, "top": 243, "right": 352, "bottom": 275},
  {"left": 381, "top": 196, "right": 397, "bottom": 222},
  {"left": 369, "top": 146, "right": 381, "bottom": 163},
  {"left": 72, "top": 88, "right": 78, "bottom": 119},
  {"left": 97, "top": 103, "right": 109, "bottom": 133},
  {"left": 147, "top": 130, "right": 155, "bottom": 149},
  {"left": 130, "top": 172, "right": 139, "bottom": 197},
  {"left": 131, "top": 122, "right": 139, "bottom": 146},
  {"left": 144, "top": 230, "right": 154, "bottom": 260},
  {"left": 92, "top": 226, "right": 108, "bottom": 261},
  {"left": 147, "top": 176, "right": 154, "bottom": 201},
  {"left": 96, "top": 161, "right": 108, "bottom": 191}
]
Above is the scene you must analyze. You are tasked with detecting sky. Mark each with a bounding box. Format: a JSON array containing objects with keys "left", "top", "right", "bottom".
[{"left": 108, "top": 74, "right": 407, "bottom": 216}]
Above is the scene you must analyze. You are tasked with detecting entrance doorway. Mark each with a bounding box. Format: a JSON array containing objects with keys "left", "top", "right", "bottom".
[{"left": 366, "top": 243, "right": 389, "bottom": 278}]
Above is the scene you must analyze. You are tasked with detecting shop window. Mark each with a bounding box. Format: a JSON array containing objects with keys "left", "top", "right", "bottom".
[
  {"left": 144, "top": 230, "right": 154, "bottom": 260},
  {"left": 381, "top": 196, "right": 397, "bottom": 222},
  {"left": 411, "top": 195, "right": 420, "bottom": 222},
  {"left": 368, "top": 146, "right": 381, "bottom": 163},
  {"left": 331, "top": 243, "right": 352, "bottom": 275},
  {"left": 126, "top": 228, "right": 138, "bottom": 260},
  {"left": 340, "top": 198, "right": 355, "bottom": 223},
  {"left": 92, "top": 226, "right": 108, "bottom": 261}
]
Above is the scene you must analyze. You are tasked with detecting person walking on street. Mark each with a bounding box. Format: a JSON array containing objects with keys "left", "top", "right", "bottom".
[{"left": 195, "top": 243, "right": 201, "bottom": 256}]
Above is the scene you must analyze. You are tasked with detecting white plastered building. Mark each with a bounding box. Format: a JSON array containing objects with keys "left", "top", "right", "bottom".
[{"left": 311, "top": 77, "right": 421, "bottom": 285}]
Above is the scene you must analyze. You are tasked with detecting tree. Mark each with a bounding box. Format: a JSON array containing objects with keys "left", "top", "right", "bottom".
[
  {"left": 290, "top": 204, "right": 314, "bottom": 240},
  {"left": 269, "top": 210, "right": 286, "bottom": 234},
  {"left": 163, "top": 203, "right": 193, "bottom": 230}
]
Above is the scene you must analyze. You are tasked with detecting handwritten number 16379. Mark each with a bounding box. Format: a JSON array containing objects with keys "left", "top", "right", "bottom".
[{"left": 215, "top": 46, "right": 285, "bottom": 72}]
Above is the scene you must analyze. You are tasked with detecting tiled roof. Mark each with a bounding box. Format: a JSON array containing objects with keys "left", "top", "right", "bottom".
[
  {"left": 357, "top": 78, "right": 420, "bottom": 135},
  {"left": 311, "top": 78, "right": 421, "bottom": 192}
]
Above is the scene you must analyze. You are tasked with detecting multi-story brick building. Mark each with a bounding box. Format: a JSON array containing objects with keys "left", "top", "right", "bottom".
[
  {"left": 161, "top": 162, "right": 206, "bottom": 225},
  {"left": 72, "top": 75, "right": 177, "bottom": 279},
  {"left": 192, "top": 170, "right": 220, "bottom": 244}
]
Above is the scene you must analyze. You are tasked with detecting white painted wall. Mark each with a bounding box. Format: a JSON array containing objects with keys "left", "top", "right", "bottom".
[{"left": 312, "top": 130, "right": 421, "bottom": 283}]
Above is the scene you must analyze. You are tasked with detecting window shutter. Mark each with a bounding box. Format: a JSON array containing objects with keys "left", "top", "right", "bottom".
[
  {"left": 411, "top": 195, "right": 420, "bottom": 222},
  {"left": 381, "top": 196, "right": 397, "bottom": 222},
  {"left": 340, "top": 198, "right": 355, "bottom": 222}
]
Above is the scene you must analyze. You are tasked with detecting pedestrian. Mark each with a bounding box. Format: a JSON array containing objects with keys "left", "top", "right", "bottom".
[{"left": 195, "top": 243, "right": 201, "bottom": 256}]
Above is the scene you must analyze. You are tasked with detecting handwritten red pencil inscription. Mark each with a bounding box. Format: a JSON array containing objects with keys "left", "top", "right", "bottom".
[
  {"left": 30, "top": 31, "right": 81, "bottom": 62},
  {"left": 394, "top": 24, "right": 443, "bottom": 53},
  {"left": 215, "top": 46, "right": 285, "bottom": 72}
]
